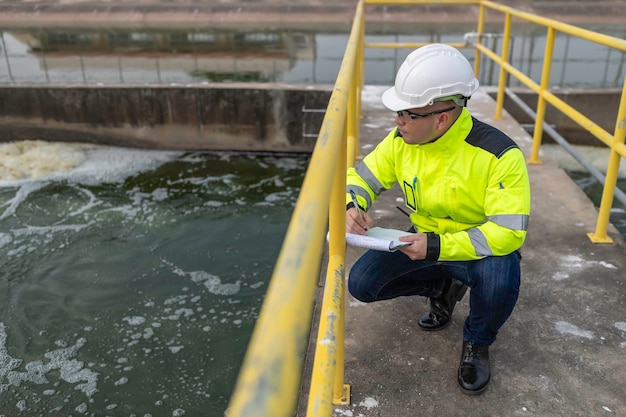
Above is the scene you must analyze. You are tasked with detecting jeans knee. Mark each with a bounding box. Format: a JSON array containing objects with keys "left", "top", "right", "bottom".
[{"left": 348, "top": 272, "right": 374, "bottom": 303}]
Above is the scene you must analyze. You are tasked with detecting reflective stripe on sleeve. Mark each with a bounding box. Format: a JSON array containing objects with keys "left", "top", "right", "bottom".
[
  {"left": 355, "top": 162, "right": 385, "bottom": 196},
  {"left": 487, "top": 214, "right": 529, "bottom": 231},
  {"left": 346, "top": 185, "right": 373, "bottom": 209},
  {"left": 468, "top": 227, "right": 493, "bottom": 257}
]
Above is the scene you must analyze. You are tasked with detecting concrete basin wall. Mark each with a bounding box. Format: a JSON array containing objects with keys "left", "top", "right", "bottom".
[
  {"left": 0, "top": 83, "right": 332, "bottom": 152},
  {"left": 501, "top": 88, "right": 623, "bottom": 146},
  {"left": 0, "top": 84, "right": 620, "bottom": 152}
]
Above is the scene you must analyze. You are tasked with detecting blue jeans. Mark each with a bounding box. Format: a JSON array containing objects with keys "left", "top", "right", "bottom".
[{"left": 348, "top": 250, "right": 521, "bottom": 345}]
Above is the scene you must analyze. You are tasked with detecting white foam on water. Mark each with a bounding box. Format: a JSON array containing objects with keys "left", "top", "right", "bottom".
[
  {"left": 16, "top": 399, "right": 26, "bottom": 411},
  {"left": 171, "top": 266, "right": 241, "bottom": 296},
  {"left": 174, "top": 308, "right": 194, "bottom": 318},
  {"left": 169, "top": 346, "right": 184, "bottom": 354},
  {"left": 262, "top": 191, "right": 294, "bottom": 204},
  {"left": 143, "top": 327, "right": 155, "bottom": 339},
  {"left": 0, "top": 322, "right": 99, "bottom": 398},
  {"left": 60, "top": 146, "right": 182, "bottom": 186},
  {"left": 68, "top": 186, "right": 102, "bottom": 217},
  {"left": 123, "top": 316, "right": 147, "bottom": 326},
  {"left": 0, "top": 181, "right": 46, "bottom": 220},
  {"left": 0, "top": 232, "right": 12, "bottom": 248},
  {"left": 114, "top": 377, "right": 128, "bottom": 386},
  {"left": 0, "top": 140, "right": 182, "bottom": 187},
  {"left": 0, "top": 140, "right": 86, "bottom": 181},
  {"left": 267, "top": 156, "right": 307, "bottom": 171},
  {"left": 0, "top": 142, "right": 183, "bottom": 252}
]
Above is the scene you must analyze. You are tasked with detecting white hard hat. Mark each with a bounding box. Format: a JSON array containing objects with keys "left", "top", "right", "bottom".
[{"left": 382, "top": 43, "right": 480, "bottom": 111}]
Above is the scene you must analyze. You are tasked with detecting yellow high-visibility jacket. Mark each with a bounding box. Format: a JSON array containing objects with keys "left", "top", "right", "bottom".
[{"left": 347, "top": 108, "right": 530, "bottom": 261}]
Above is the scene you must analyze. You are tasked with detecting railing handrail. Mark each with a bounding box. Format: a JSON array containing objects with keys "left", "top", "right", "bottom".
[
  {"left": 228, "top": 1, "right": 626, "bottom": 416},
  {"left": 481, "top": 0, "right": 626, "bottom": 51},
  {"left": 474, "top": 0, "right": 625, "bottom": 243},
  {"left": 226, "top": 2, "right": 364, "bottom": 416}
]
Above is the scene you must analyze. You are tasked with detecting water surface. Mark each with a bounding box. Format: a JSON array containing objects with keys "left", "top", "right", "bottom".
[
  {"left": 1, "top": 23, "right": 624, "bottom": 87},
  {"left": 0, "top": 142, "right": 308, "bottom": 416}
]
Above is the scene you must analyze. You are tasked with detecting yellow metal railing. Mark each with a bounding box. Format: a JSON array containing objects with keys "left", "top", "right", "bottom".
[
  {"left": 474, "top": 0, "right": 626, "bottom": 243},
  {"left": 226, "top": 2, "right": 364, "bottom": 416},
  {"left": 228, "top": 1, "right": 626, "bottom": 416}
]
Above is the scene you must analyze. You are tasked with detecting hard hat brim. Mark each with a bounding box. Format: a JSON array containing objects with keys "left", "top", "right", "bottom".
[{"left": 382, "top": 86, "right": 413, "bottom": 112}]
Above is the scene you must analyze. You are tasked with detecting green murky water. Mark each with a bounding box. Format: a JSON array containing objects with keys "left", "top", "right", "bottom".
[{"left": 0, "top": 143, "right": 308, "bottom": 416}]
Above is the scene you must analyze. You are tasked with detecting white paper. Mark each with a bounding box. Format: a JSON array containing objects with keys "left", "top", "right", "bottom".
[{"left": 346, "top": 226, "right": 413, "bottom": 252}]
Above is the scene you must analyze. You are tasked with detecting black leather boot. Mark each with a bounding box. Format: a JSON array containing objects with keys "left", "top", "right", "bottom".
[
  {"left": 458, "top": 341, "right": 490, "bottom": 395},
  {"left": 418, "top": 278, "right": 467, "bottom": 331}
]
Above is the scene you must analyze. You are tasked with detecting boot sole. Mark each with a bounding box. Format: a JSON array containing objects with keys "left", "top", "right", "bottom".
[{"left": 459, "top": 383, "right": 489, "bottom": 395}]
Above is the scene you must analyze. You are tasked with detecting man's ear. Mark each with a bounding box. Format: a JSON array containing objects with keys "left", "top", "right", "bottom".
[
  {"left": 436, "top": 108, "right": 460, "bottom": 131},
  {"left": 435, "top": 112, "right": 451, "bottom": 130}
]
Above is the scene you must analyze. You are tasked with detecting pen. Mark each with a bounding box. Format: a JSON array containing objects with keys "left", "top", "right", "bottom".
[{"left": 349, "top": 190, "right": 366, "bottom": 227}]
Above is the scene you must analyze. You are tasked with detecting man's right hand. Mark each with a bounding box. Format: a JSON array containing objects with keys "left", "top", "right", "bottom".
[{"left": 346, "top": 207, "right": 374, "bottom": 235}]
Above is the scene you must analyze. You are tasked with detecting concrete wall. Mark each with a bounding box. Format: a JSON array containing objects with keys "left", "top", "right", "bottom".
[
  {"left": 0, "top": 84, "right": 619, "bottom": 152},
  {"left": 500, "top": 88, "right": 623, "bottom": 146},
  {"left": 0, "top": 83, "right": 332, "bottom": 152}
]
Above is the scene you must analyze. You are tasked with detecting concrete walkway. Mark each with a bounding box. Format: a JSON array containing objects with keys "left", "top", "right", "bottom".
[{"left": 301, "top": 86, "right": 626, "bottom": 417}]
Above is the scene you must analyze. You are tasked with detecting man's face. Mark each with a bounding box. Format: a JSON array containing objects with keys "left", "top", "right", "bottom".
[{"left": 394, "top": 103, "right": 456, "bottom": 145}]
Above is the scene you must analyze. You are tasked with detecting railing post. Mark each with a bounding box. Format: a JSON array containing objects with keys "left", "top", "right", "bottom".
[
  {"left": 332, "top": 124, "right": 349, "bottom": 406},
  {"left": 306, "top": 96, "right": 350, "bottom": 417},
  {"left": 588, "top": 77, "right": 626, "bottom": 243},
  {"left": 303, "top": 2, "right": 364, "bottom": 415},
  {"left": 528, "top": 26, "right": 555, "bottom": 164},
  {"left": 347, "top": 77, "right": 358, "bottom": 168},
  {"left": 347, "top": 7, "right": 365, "bottom": 168},
  {"left": 358, "top": 12, "right": 365, "bottom": 125},
  {"left": 473, "top": 3, "right": 485, "bottom": 79},
  {"left": 494, "top": 12, "right": 511, "bottom": 120}
]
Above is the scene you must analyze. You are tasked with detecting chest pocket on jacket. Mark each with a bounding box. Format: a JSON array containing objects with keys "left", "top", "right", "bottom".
[
  {"left": 401, "top": 173, "right": 427, "bottom": 214},
  {"left": 402, "top": 178, "right": 417, "bottom": 211}
]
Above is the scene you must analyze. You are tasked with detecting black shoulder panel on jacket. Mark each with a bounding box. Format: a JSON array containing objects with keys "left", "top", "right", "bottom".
[{"left": 466, "top": 117, "right": 520, "bottom": 158}]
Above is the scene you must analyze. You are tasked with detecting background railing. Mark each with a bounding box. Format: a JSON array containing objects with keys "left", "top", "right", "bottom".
[
  {"left": 230, "top": 1, "right": 626, "bottom": 416},
  {"left": 473, "top": 0, "right": 626, "bottom": 243}
]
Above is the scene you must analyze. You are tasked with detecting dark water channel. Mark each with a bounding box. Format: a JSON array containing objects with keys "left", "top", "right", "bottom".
[{"left": 0, "top": 144, "right": 308, "bottom": 416}]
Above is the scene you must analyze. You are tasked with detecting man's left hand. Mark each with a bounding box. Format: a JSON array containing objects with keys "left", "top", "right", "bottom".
[{"left": 398, "top": 232, "right": 428, "bottom": 260}]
